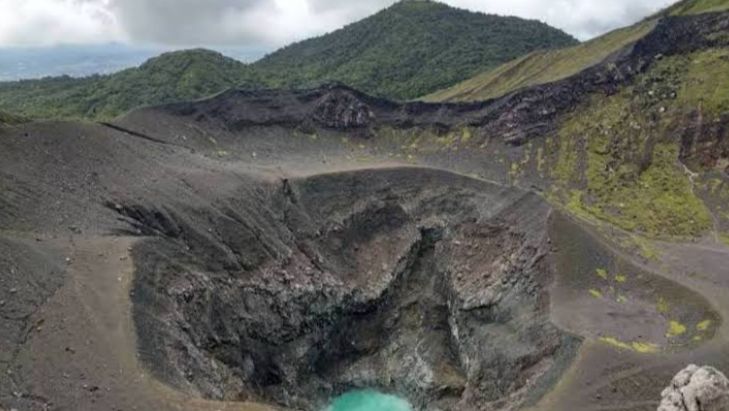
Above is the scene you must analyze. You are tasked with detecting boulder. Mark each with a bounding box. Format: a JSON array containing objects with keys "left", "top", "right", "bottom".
[{"left": 658, "top": 365, "right": 729, "bottom": 411}]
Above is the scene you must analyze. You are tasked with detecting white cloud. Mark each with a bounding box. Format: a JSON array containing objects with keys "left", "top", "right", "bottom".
[
  {"left": 454, "top": 0, "right": 675, "bottom": 39},
  {"left": 0, "top": 0, "right": 678, "bottom": 48},
  {"left": 0, "top": 0, "right": 123, "bottom": 46}
]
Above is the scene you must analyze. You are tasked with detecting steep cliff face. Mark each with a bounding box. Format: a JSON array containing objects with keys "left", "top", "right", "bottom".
[{"left": 122, "top": 168, "right": 577, "bottom": 410}]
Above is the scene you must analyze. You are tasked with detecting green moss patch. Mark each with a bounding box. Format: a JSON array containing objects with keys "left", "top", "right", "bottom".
[
  {"left": 669, "top": 0, "right": 729, "bottom": 15},
  {"left": 599, "top": 336, "right": 659, "bottom": 353},
  {"left": 548, "top": 54, "right": 718, "bottom": 238},
  {"left": 662, "top": 49, "right": 729, "bottom": 115}
]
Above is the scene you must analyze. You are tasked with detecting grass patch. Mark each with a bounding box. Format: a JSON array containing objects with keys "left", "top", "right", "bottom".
[
  {"left": 664, "top": 49, "right": 729, "bottom": 115},
  {"left": 0, "top": 110, "right": 26, "bottom": 125},
  {"left": 669, "top": 0, "right": 729, "bottom": 15},
  {"left": 596, "top": 268, "right": 608, "bottom": 280},
  {"left": 697, "top": 319, "right": 713, "bottom": 331},
  {"left": 666, "top": 320, "right": 688, "bottom": 337},
  {"left": 599, "top": 336, "right": 659, "bottom": 353},
  {"left": 551, "top": 77, "right": 713, "bottom": 238},
  {"left": 631, "top": 341, "right": 660, "bottom": 353}
]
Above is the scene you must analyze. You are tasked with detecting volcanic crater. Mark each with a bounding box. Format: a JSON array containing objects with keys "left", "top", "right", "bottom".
[
  {"left": 2, "top": 11, "right": 729, "bottom": 410},
  {"left": 123, "top": 166, "right": 578, "bottom": 410}
]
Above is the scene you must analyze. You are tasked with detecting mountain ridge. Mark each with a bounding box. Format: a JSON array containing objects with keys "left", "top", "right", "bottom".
[
  {"left": 113, "top": 9, "right": 729, "bottom": 240},
  {"left": 0, "top": 0, "right": 576, "bottom": 120},
  {"left": 0, "top": 48, "right": 262, "bottom": 120},
  {"left": 252, "top": 0, "right": 577, "bottom": 99},
  {"left": 425, "top": 0, "right": 729, "bottom": 103}
]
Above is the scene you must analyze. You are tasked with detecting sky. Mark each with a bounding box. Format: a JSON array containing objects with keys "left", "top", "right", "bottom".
[{"left": 0, "top": 0, "right": 678, "bottom": 50}]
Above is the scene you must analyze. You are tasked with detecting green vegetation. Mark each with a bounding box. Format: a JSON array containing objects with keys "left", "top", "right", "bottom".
[
  {"left": 665, "top": 0, "right": 729, "bottom": 15},
  {"left": 374, "top": 125, "right": 482, "bottom": 158},
  {"left": 697, "top": 319, "right": 713, "bottom": 331},
  {"left": 0, "top": 110, "right": 25, "bottom": 125},
  {"left": 596, "top": 268, "right": 608, "bottom": 280},
  {"left": 666, "top": 320, "right": 687, "bottom": 337},
  {"left": 1, "top": 0, "right": 724, "bottom": 124},
  {"left": 627, "top": 235, "right": 661, "bottom": 261},
  {"left": 667, "top": 48, "right": 729, "bottom": 114},
  {"left": 657, "top": 298, "right": 670, "bottom": 314},
  {"left": 425, "top": 0, "right": 729, "bottom": 103},
  {"left": 599, "top": 336, "right": 660, "bottom": 353},
  {"left": 255, "top": 0, "right": 576, "bottom": 100},
  {"left": 424, "top": 20, "right": 655, "bottom": 102},
  {"left": 548, "top": 55, "right": 716, "bottom": 238},
  {"left": 0, "top": 49, "right": 261, "bottom": 120},
  {"left": 589, "top": 289, "right": 603, "bottom": 298},
  {"left": 0, "top": 1, "right": 577, "bottom": 120}
]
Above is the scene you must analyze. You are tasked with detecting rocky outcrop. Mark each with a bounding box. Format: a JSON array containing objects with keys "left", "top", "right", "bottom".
[
  {"left": 312, "top": 87, "right": 374, "bottom": 129},
  {"left": 678, "top": 112, "right": 729, "bottom": 174},
  {"left": 658, "top": 365, "right": 729, "bottom": 411}
]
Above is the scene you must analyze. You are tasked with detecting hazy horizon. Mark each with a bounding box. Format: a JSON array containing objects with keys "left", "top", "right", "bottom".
[{"left": 0, "top": 43, "right": 269, "bottom": 81}]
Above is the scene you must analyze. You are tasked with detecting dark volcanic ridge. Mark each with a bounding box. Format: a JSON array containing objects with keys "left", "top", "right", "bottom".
[{"left": 116, "top": 11, "right": 729, "bottom": 147}]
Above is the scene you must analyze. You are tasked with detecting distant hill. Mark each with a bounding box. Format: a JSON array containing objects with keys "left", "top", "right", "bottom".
[
  {"left": 0, "top": 49, "right": 261, "bottom": 120},
  {"left": 0, "top": 0, "right": 576, "bottom": 120},
  {"left": 253, "top": 0, "right": 577, "bottom": 100}
]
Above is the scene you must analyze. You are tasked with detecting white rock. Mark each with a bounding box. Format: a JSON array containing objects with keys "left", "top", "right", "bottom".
[{"left": 658, "top": 365, "right": 729, "bottom": 411}]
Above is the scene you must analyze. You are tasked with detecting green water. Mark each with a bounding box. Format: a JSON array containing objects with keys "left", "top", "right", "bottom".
[{"left": 327, "top": 390, "right": 413, "bottom": 411}]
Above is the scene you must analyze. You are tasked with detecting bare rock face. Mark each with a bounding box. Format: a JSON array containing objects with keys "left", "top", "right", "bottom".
[
  {"left": 658, "top": 365, "right": 729, "bottom": 411},
  {"left": 126, "top": 168, "right": 579, "bottom": 411},
  {"left": 313, "top": 88, "right": 374, "bottom": 129}
]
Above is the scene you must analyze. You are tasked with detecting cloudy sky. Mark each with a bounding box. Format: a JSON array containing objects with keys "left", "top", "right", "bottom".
[{"left": 0, "top": 0, "right": 677, "bottom": 49}]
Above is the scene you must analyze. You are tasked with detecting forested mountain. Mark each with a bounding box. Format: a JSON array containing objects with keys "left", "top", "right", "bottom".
[
  {"left": 253, "top": 0, "right": 577, "bottom": 100},
  {"left": 0, "top": 49, "right": 260, "bottom": 120},
  {"left": 0, "top": 0, "right": 576, "bottom": 120}
]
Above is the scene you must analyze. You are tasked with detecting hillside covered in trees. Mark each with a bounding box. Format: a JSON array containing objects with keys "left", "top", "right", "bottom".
[
  {"left": 253, "top": 0, "right": 577, "bottom": 100},
  {"left": 0, "top": 49, "right": 261, "bottom": 120},
  {"left": 0, "top": 0, "right": 576, "bottom": 120}
]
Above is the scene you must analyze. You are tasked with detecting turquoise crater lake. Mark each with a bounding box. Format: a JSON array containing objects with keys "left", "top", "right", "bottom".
[{"left": 326, "top": 390, "right": 413, "bottom": 411}]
